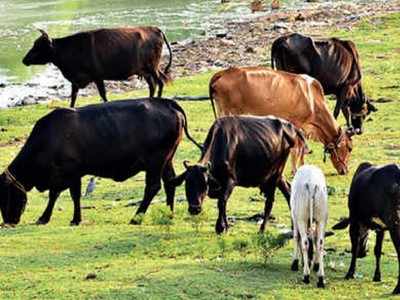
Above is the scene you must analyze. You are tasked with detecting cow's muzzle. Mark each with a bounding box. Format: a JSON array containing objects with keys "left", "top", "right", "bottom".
[{"left": 188, "top": 205, "right": 202, "bottom": 215}]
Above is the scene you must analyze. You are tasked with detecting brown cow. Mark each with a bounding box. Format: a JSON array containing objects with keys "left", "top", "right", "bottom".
[
  {"left": 23, "top": 27, "right": 172, "bottom": 107},
  {"left": 209, "top": 67, "right": 354, "bottom": 175},
  {"left": 271, "top": 33, "right": 377, "bottom": 134}
]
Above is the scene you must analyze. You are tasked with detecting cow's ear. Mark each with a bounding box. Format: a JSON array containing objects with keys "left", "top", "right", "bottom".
[{"left": 169, "top": 172, "right": 187, "bottom": 187}]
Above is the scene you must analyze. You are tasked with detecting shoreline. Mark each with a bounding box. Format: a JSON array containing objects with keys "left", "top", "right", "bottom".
[{"left": 0, "top": 0, "right": 399, "bottom": 108}]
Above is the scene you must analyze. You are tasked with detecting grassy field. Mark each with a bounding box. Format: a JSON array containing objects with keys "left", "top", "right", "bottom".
[{"left": 0, "top": 13, "right": 400, "bottom": 300}]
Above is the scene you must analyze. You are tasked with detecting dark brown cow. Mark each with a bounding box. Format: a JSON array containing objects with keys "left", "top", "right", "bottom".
[
  {"left": 271, "top": 33, "right": 377, "bottom": 133},
  {"left": 23, "top": 27, "right": 172, "bottom": 107},
  {"left": 171, "top": 115, "right": 307, "bottom": 234}
]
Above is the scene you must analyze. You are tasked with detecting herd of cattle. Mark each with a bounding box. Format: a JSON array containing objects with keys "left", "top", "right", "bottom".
[{"left": 0, "top": 26, "right": 399, "bottom": 293}]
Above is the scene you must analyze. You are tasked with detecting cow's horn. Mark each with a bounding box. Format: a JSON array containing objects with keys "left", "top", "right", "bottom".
[
  {"left": 183, "top": 160, "right": 191, "bottom": 169},
  {"left": 38, "top": 29, "right": 51, "bottom": 42}
]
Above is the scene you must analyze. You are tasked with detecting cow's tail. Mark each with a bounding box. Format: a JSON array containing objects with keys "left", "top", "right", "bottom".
[
  {"left": 270, "top": 39, "right": 278, "bottom": 69},
  {"left": 294, "top": 127, "right": 310, "bottom": 154},
  {"left": 209, "top": 70, "right": 227, "bottom": 120},
  {"left": 160, "top": 29, "right": 173, "bottom": 83},
  {"left": 270, "top": 37, "right": 285, "bottom": 70},
  {"left": 332, "top": 217, "right": 350, "bottom": 230},
  {"left": 168, "top": 100, "right": 203, "bottom": 152}
]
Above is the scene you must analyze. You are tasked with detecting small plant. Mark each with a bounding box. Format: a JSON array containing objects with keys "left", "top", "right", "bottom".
[
  {"left": 217, "top": 236, "right": 228, "bottom": 259},
  {"left": 253, "top": 232, "right": 289, "bottom": 264},
  {"left": 189, "top": 210, "right": 209, "bottom": 235},
  {"left": 232, "top": 238, "right": 250, "bottom": 258},
  {"left": 151, "top": 206, "right": 174, "bottom": 239}
]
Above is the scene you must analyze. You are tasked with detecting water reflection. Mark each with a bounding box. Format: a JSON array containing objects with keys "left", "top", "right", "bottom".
[{"left": 0, "top": 0, "right": 262, "bottom": 84}]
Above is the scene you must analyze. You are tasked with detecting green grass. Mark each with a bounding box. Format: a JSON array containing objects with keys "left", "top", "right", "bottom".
[{"left": 1, "top": 13, "right": 400, "bottom": 299}]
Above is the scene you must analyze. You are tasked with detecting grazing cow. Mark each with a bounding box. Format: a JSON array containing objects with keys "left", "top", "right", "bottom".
[
  {"left": 22, "top": 27, "right": 172, "bottom": 107},
  {"left": 0, "top": 98, "right": 201, "bottom": 226},
  {"left": 171, "top": 115, "right": 307, "bottom": 234},
  {"left": 209, "top": 67, "right": 355, "bottom": 175},
  {"left": 290, "top": 165, "right": 328, "bottom": 288},
  {"left": 271, "top": 33, "right": 377, "bottom": 133},
  {"left": 333, "top": 162, "right": 400, "bottom": 294}
]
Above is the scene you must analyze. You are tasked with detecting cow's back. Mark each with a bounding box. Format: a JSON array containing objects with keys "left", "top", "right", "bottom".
[
  {"left": 210, "top": 67, "right": 320, "bottom": 128},
  {"left": 17, "top": 99, "right": 182, "bottom": 189},
  {"left": 349, "top": 164, "right": 400, "bottom": 222},
  {"left": 204, "top": 116, "right": 293, "bottom": 187}
]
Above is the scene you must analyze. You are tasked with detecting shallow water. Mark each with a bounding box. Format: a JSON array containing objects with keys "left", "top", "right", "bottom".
[{"left": 0, "top": 0, "right": 272, "bottom": 85}]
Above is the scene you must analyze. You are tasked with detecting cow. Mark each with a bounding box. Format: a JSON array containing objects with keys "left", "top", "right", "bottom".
[
  {"left": 333, "top": 162, "right": 400, "bottom": 294},
  {"left": 209, "top": 67, "right": 355, "bottom": 175},
  {"left": 22, "top": 27, "right": 172, "bottom": 107},
  {"left": 171, "top": 115, "right": 307, "bottom": 234},
  {"left": 0, "top": 98, "right": 201, "bottom": 226},
  {"left": 271, "top": 33, "right": 377, "bottom": 133},
  {"left": 290, "top": 165, "right": 328, "bottom": 288}
]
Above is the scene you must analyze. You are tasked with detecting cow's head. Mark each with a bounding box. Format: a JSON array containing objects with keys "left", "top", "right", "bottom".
[
  {"left": 22, "top": 29, "right": 54, "bottom": 66},
  {"left": 0, "top": 173, "right": 27, "bottom": 225},
  {"left": 324, "top": 128, "right": 354, "bottom": 175},
  {"left": 171, "top": 161, "right": 219, "bottom": 215},
  {"left": 345, "top": 85, "right": 377, "bottom": 134}
]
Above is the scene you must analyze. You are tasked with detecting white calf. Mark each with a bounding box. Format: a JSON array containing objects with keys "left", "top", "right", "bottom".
[{"left": 290, "top": 165, "right": 328, "bottom": 288}]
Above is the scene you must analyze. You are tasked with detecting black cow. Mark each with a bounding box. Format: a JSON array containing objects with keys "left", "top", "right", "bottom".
[
  {"left": 23, "top": 27, "right": 172, "bottom": 107},
  {"left": 333, "top": 162, "right": 400, "bottom": 294},
  {"left": 171, "top": 115, "right": 307, "bottom": 234},
  {"left": 0, "top": 98, "right": 201, "bottom": 226},
  {"left": 271, "top": 33, "right": 377, "bottom": 133}
]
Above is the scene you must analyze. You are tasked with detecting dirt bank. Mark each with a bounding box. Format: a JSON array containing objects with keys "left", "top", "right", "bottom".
[{"left": 1, "top": 0, "right": 399, "bottom": 107}]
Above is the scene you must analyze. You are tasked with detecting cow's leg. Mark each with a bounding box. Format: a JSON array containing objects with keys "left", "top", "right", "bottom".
[
  {"left": 277, "top": 177, "right": 291, "bottom": 210},
  {"left": 373, "top": 230, "right": 384, "bottom": 282},
  {"left": 259, "top": 181, "right": 277, "bottom": 233},
  {"left": 151, "top": 70, "right": 164, "bottom": 98},
  {"left": 389, "top": 226, "right": 400, "bottom": 294},
  {"left": 36, "top": 189, "right": 61, "bottom": 225},
  {"left": 345, "top": 222, "right": 360, "bottom": 279},
  {"left": 70, "top": 84, "right": 79, "bottom": 108},
  {"left": 131, "top": 172, "right": 162, "bottom": 223},
  {"left": 291, "top": 221, "right": 300, "bottom": 271},
  {"left": 333, "top": 97, "right": 342, "bottom": 119},
  {"left": 144, "top": 75, "right": 156, "bottom": 98},
  {"left": 290, "top": 148, "right": 298, "bottom": 176},
  {"left": 69, "top": 179, "right": 82, "bottom": 226},
  {"left": 315, "top": 221, "right": 326, "bottom": 288},
  {"left": 95, "top": 80, "right": 108, "bottom": 102},
  {"left": 298, "top": 222, "right": 311, "bottom": 284},
  {"left": 162, "top": 160, "right": 176, "bottom": 212},
  {"left": 341, "top": 105, "right": 351, "bottom": 128},
  {"left": 215, "top": 183, "right": 234, "bottom": 234}
]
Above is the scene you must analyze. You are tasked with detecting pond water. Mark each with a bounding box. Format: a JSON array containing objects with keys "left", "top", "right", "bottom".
[{"left": 0, "top": 0, "right": 282, "bottom": 85}]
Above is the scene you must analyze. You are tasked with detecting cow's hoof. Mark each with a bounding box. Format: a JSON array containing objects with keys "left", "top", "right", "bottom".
[
  {"left": 303, "top": 275, "right": 310, "bottom": 284},
  {"left": 36, "top": 218, "right": 49, "bottom": 225},
  {"left": 291, "top": 260, "right": 299, "bottom": 271},
  {"left": 313, "top": 263, "right": 320, "bottom": 272},
  {"left": 317, "top": 277, "right": 325, "bottom": 288},
  {"left": 345, "top": 273, "right": 355, "bottom": 280},
  {"left": 70, "top": 220, "right": 81, "bottom": 226},
  {"left": 373, "top": 273, "right": 381, "bottom": 282},
  {"left": 393, "top": 285, "right": 400, "bottom": 294},
  {"left": 215, "top": 223, "right": 226, "bottom": 235},
  {"left": 130, "top": 218, "right": 141, "bottom": 225}
]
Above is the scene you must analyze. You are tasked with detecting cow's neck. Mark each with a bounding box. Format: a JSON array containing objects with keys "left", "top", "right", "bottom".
[
  {"left": 7, "top": 160, "right": 32, "bottom": 191},
  {"left": 312, "top": 104, "right": 341, "bottom": 146}
]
